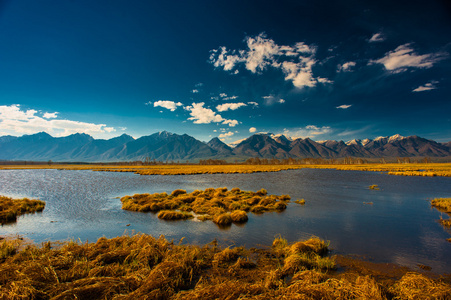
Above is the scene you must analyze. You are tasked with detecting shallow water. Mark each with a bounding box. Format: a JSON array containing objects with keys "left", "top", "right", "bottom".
[{"left": 0, "top": 168, "right": 450, "bottom": 273}]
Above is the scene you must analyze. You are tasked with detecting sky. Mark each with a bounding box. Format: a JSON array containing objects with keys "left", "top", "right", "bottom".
[{"left": 1, "top": 0, "right": 450, "bottom": 143}]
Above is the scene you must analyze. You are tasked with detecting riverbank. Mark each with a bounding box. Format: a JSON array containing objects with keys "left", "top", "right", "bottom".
[{"left": 1, "top": 233, "right": 450, "bottom": 299}]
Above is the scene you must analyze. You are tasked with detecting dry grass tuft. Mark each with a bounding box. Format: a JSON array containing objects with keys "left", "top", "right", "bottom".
[
  {"left": 389, "top": 272, "right": 451, "bottom": 299},
  {"left": 121, "top": 187, "right": 290, "bottom": 226},
  {"left": 230, "top": 210, "right": 248, "bottom": 223},
  {"left": 0, "top": 195, "right": 45, "bottom": 224},
  {"left": 0, "top": 234, "right": 448, "bottom": 299},
  {"left": 157, "top": 210, "right": 193, "bottom": 220}
]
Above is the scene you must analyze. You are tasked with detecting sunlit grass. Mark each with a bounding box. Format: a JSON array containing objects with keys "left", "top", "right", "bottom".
[
  {"left": 1, "top": 234, "right": 448, "bottom": 299},
  {"left": 0, "top": 195, "right": 45, "bottom": 224},
  {"left": 121, "top": 187, "right": 290, "bottom": 226},
  {"left": 2, "top": 162, "right": 451, "bottom": 177}
]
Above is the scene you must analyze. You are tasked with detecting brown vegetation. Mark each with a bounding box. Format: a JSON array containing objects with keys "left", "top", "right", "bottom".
[
  {"left": 0, "top": 195, "right": 45, "bottom": 224},
  {"left": 1, "top": 234, "right": 449, "bottom": 299},
  {"left": 121, "top": 188, "right": 289, "bottom": 225}
]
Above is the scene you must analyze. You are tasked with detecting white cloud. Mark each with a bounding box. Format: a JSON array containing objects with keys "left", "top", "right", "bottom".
[
  {"left": 191, "top": 89, "right": 199, "bottom": 93},
  {"left": 338, "top": 61, "right": 356, "bottom": 72},
  {"left": 209, "top": 33, "right": 331, "bottom": 89},
  {"left": 262, "top": 95, "right": 285, "bottom": 106},
  {"left": 283, "top": 125, "right": 331, "bottom": 139},
  {"left": 43, "top": 112, "right": 58, "bottom": 119},
  {"left": 412, "top": 80, "right": 439, "bottom": 92},
  {"left": 370, "top": 44, "right": 447, "bottom": 73},
  {"left": 219, "top": 93, "right": 228, "bottom": 98},
  {"left": 195, "top": 83, "right": 203, "bottom": 87},
  {"left": 247, "top": 102, "right": 259, "bottom": 107},
  {"left": 184, "top": 102, "right": 239, "bottom": 127},
  {"left": 249, "top": 127, "right": 257, "bottom": 133},
  {"left": 152, "top": 100, "right": 183, "bottom": 111},
  {"left": 369, "top": 32, "right": 385, "bottom": 43},
  {"left": 216, "top": 102, "right": 247, "bottom": 112},
  {"left": 222, "top": 119, "right": 239, "bottom": 127},
  {"left": 219, "top": 131, "right": 234, "bottom": 139},
  {"left": 336, "top": 104, "right": 352, "bottom": 109},
  {"left": 0, "top": 104, "right": 115, "bottom": 137}
]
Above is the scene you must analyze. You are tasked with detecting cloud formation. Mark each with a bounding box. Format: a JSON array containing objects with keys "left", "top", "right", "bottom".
[
  {"left": 152, "top": 100, "right": 183, "bottom": 111},
  {"left": 184, "top": 102, "right": 239, "bottom": 127},
  {"left": 370, "top": 44, "right": 447, "bottom": 73},
  {"left": 216, "top": 102, "right": 247, "bottom": 112},
  {"left": 283, "top": 125, "right": 331, "bottom": 139},
  {"left": 412, "top": 81, "right": 439, "bottom": 92},
  {"left": 219, "top": 131, "right": 234, "bottom": 139},
  {"left": 0, "top": 104, "right": 115, "bottom": 137},
  {"left": 336, "top": 104, "right": 352, "bottom": 109},
  {"left": 210, "top": 33, "right": 331, "bottom": 89},
  {"left": 249, "top": 127, "right": 257, "bottom": 133},
  {"left": 369, "top": 32, "right": 385, "bottom": 43},
  {"left": 338, "top": 61, "right": 356, "bottom": 72}
]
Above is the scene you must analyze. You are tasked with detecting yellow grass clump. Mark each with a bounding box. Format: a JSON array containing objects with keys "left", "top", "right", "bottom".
[
  {"left": 0, "top": 195, "right": 45, "bottom": 224},
  {"left": 157, "top": 210, "right": 193, "bottom": 220},
  {"left": 121, "top": 187, "right": 290, "bottom": 226},
  {"left": 431, "top": 198, "right": 451, "bottom": 213},
  {"left": 0, "top": 234, "right": 449, "bottom": 299},
  {"left": 294, "top": 199, "right": 306, "bottom": 205}
]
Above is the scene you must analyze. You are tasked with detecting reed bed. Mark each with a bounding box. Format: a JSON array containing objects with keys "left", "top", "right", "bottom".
[
  {"left": 121, "top": 188, "right": 290, "bottom": 225},
  {"left": 0, "top": 195, "right": 45, "bottom": 224},
  {"left": 2, "top": 163, "right": 451, "bottom": 177},
  {"left": 1, "top": 234, "right": 449, "bottom": 299}
]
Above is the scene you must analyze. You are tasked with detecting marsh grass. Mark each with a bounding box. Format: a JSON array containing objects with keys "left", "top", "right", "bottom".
[
  {"left": 3, "top": 162, "right": 451, "bottom": 177},
  {"left": 431, "top": 198, "right": 451, "bottom": 213},
  {"left": 0, "top": 195, "right": 45, "bottom": 224},
  {"left": 294, "top": 199, "right": 306, "bottom": 205},
  {"left": 1, "top": 234, "right": 449, "bottom": 299},
  {"left": 431, "top": 198, "right": 451, "bottom": 233},
  {"left": 157, "top": 210, "right": 194, "bottom": 220},
  {"left": 121, "top": 187, "right": 290, "bottom": 226}
]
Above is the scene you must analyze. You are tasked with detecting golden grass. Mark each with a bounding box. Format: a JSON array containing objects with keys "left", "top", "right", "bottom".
[
  {"left": 0, "top": 195, "right": 45, "bottom": 224},
  {"left": 431, "top": 198, "right": 451, "bottom": 213},
  {"left": 294, "top": 199, "right": 306, "bottom": 205},
  {"left": 1, "top": 234, "right": 448, "bottom": 299},
  {"left": 157, "top": 210, "right": 194, "bottom": 220},
  {"left": 2, "top": 162, "right": 451, "bottom": 177},
  {"left": 369, "top": 184, "right": 380, "bottom": 190},
  {"left": 121, "top": 187, "right": 290, "bottom": 225}
]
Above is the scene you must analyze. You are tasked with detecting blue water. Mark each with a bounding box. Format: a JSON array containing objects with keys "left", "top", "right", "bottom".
[{"left": 0, "top": 168, "right": 450, "bottom": 273}]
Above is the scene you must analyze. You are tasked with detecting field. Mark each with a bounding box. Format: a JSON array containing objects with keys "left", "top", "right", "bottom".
[
  {"left": 1, "top": 162, "right": 451, "bottom": 177},
  {"left": 1, "top": 233, "right": 450, "bottom": 299}
]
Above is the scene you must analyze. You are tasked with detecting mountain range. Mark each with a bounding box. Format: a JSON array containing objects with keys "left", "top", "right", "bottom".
[{"left": 0, "top": 131, "right": 450, "bottom": 162}]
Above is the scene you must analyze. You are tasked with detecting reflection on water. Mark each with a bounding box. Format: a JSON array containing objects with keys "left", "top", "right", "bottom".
[{"left": 0, "top": 168, "right": 450, "bottom": 273}]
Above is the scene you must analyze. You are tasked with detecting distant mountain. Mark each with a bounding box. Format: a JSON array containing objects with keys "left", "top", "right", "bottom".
[
  {"left": 207, "top": 137, "right": 233, "bottom": 156},
  {"left": 0, "top": 132, "right": 450, "bottom": 162}
]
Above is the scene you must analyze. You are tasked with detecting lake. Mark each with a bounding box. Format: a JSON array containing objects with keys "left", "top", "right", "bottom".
[{"left": 0, "top": 168, "right": 450, "bottom": 273}]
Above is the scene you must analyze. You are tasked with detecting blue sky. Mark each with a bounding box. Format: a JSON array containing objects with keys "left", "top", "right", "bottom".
[{"left": 1, "top": 0, "right": 450, "bottom": 143}]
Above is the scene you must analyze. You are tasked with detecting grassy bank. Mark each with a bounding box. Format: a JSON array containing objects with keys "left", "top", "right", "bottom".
[
  {"left": 0, "top": 196, "right": 45, "bottom": 224},
  {"left": 1, "top": 162, "right": 451, "bottom": 177},
  {"left": 121, "top": 187, "right": 290, "bottom": 225},
  {"left": 0, "top": 234, "right": 449, "bottom": 299},
  {"left": 431, "top": 198, "right": 451, "bottom": 231}
]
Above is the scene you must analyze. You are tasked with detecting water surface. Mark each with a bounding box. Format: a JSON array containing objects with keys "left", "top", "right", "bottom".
[{"left": 0, "top": 168, "right": 450, "bottom": 273}]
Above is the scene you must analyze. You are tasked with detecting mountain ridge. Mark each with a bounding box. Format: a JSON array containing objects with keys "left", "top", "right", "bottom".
[{"left": 0, "top": 132, "right": 450, "bottom": 162}]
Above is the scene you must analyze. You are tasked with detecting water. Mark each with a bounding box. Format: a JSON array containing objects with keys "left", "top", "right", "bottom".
[{"left": 0, "top": 168, "right": 450, "bottom": 273}]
